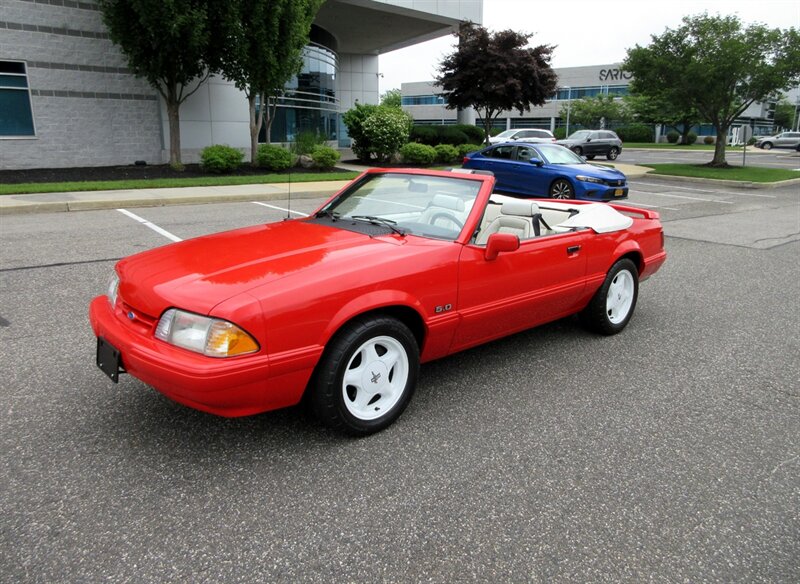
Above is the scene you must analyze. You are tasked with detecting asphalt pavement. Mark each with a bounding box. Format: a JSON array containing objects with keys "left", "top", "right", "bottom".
[{"left": 1, "top": 153, "right": 798, "bottom": 582}]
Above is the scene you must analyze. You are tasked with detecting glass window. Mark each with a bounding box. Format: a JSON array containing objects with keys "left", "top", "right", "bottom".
[
  {"left": 489, "top": 146, "right": 515, "bottom": 160},
  {"left": 515, "top": 146, "right": 537, "bottom": 161},
  {"left": 0, "top": 60, "right": 35, "bottom": 137}
]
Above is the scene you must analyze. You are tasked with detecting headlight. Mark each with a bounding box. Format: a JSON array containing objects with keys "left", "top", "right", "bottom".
[
  {"left": 107, "top": 273, "right": 120, "bottom": 307},
  {"left": 575, "top": 175, "right": 604, "bottom": 184},
  {"left": 154, "top": 309, "right": 259, "bottom": 358}
]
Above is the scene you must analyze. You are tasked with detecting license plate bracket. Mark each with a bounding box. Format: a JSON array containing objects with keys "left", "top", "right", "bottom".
[{"left": 96, "top": 337, "right": 124, "bottom": 383}]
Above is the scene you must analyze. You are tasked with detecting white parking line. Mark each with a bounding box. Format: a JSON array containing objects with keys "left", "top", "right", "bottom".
[
  {"left": 116, "top": 209, "right": 183, "bottom": 242},
  {"left": 251, "top": 201, "right": 309, "bottom": 216},
  {"left": 632, "top": 180, "right": 776, "bottom": 198},
  {"left": 628, "top": 190, "right": 734, "bottom": 204}
]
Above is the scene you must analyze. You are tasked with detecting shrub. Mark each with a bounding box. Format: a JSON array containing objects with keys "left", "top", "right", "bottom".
[
  {"left": 344, "top": 103, "right": 412, "bottom": 162},
  {"left": 457, "top": 143, "right": 481, "bottom": 158},
  {"left": 257, "top": 144, "right": 294, "bottom": 171},
  {"left": 399, "top": 142, "right": 437, "bottom": 164},
  {"left": 615, "top": 124, "right": 653, "bottom": 143},
  {"left": 409, "top": 125, "right": 438, "bottom": 145},
  {"left": 200, "top": 144, "right": 243, "bottom": 174},
  {"left": 438, "top": 126, "right": 469, "bottom": 145},
  {"left": 553, "top": 127, "right": 567, "bottom": 139},
  {"left": 434, "top": 144, "right": 459, "bottom": 163},
  {"left": 360, "top": 108, "right": 413, "bottom": 162},
  {"left": 666, "top": 130, "right": 680, "bottom": 144},
  {"left": 685, "top": 131, "right": 698, "bottom": 145},
  {"left": 703, "top": 136, "right": 715, "bottom": 145},
  {"left": 452, "top": 124, "right": 484, "bottom": 144},
  {"left": 292, "top": 130, "right": 326, "bottom": 155},
  {"left": 310, "top": 145, "right": 341, "bottom": 169}
]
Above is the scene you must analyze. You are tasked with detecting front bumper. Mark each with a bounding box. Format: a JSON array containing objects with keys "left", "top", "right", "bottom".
[
  {"left": 578, "top": 184, "right": 629, "bottom": 201},
  {"left": 89, "top": 296, "right": 310, "bottom": 417}
]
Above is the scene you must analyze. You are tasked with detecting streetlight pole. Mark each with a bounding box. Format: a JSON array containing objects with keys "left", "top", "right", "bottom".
[{"left": 564, "top": 86, "right": 572, "bottom": 137}]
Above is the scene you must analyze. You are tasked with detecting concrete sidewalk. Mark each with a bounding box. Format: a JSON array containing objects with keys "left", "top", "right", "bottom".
[{"left": 0, "top": 162, "right": 653, "bottom": 216}]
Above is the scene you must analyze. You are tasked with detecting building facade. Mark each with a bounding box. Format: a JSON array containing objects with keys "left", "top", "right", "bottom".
[
  {"left": 402, "top": 63, "right": 782, "bottom": 139},
  {"left": 0, "top": 0, "right": 482, "bottom": 169}
]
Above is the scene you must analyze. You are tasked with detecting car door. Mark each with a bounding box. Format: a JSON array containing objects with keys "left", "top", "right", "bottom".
[
  {"left": 501, "top": 144, "right": 546, "bottom": 194},
  {"left": 471, "top": 145, "right": 518, "bottom": 189},
  {"left": 452, "top": 230, "right": 592, "bottom": 352}
]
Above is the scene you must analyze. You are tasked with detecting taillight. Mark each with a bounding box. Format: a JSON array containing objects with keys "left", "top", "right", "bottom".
[{"left": 462, "top": 157, "right": 469, "bottom": 164}]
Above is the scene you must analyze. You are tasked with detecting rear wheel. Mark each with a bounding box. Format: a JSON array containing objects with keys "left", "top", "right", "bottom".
[
  {"left": 607, "top": 147, "right": 619, "bottom": 160},
  {"left": 310, "top": 315, "right": 419, "bottom": 435},
  {"left": 549, "top": 179, "right": 575, "bottom": 199},
  {"left": 579, "top": 258, "right": 639, "bottom": 335}
]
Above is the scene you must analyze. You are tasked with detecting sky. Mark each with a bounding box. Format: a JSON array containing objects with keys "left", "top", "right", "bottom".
[{"left": 377, "top": 0, "right": 800, "bottom": 95}]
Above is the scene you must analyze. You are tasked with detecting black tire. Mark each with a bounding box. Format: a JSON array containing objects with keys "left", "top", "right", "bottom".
[
  {"left": 579, "top": 258, "right": 639, "bottom": 335},
  {"left": 585, "top": 155, "right": 596, "bottom": 160},
  {"left": 309, "top": 315, "right": 419, "bottom": 435},
  {"left": 572, "top": 146, "right": 583, "bottom": 156},
  {"left": 549, "top": 178, "right": 575, "bottom": 199},
  {"left": 607, "top": 147, "right": 619, "bottom": 160},
  {"left": 761, "top": 142, "right": 773, "bottom": 150}
]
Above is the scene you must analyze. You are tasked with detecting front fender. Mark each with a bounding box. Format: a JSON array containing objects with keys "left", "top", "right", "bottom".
[{"left": 321, "top": 290, "right": 429, "bottom": 346}]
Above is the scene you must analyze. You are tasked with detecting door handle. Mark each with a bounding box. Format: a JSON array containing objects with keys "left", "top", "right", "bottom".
[{"left": 567, "top": 245, "right": 581, "bottom": 254}]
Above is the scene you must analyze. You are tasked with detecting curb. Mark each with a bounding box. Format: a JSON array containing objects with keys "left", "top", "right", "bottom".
[
  {"left": 0, "top": 182, "right": 351, "bottom": 216},
  {"left": 635, "top": 170, "right": 800, "bottom": 190}
]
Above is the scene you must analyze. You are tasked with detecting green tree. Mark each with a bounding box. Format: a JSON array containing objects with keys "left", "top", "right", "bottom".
[
  {"left": 99, "top": 0, "right": 228, "bottom": 169},
  {"left": 219, "top": 0, "right": 323, "bottom": 165},
  {"left": 624, "top": 13, "right": 800, "bottom": 167},
  {"left": 559, "top": 94, "right": 629, "bottom": 130},
  {"left": 437, "top": 22, "right": 557, "bottom": 144},
  {"left": 381, "top": 89, "right": 402, "bottom": 109},
  {"left": 772, "top": 99, "right": 796, "bottom": 130},
  {"left": 623, "top": 94, "right": 701, "bottom": 144}
]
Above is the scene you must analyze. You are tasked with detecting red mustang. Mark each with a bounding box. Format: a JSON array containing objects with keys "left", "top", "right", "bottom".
[{"left": 90, "top": 168, "right": 666, "bottom": 435}]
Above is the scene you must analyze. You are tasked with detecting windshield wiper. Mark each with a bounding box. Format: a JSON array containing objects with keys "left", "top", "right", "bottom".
[
  {"left": 348, "top": 215, "right": 406, "bottom": 236},
  {"left": 315, "top": 209, "right": 340, "bottom": 221}
]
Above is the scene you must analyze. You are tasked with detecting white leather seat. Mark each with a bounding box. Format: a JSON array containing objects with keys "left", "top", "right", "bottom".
[
  {"left": 419, "top": 194, "right": 466, "bottom": 227},
  {"left": 475, "top": 200, "right": 535, "bottom": 244}
]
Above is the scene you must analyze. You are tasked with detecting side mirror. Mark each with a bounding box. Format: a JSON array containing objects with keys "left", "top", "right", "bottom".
[
  {"left": 529, "top": 157, "right": 544, "bottom": 166},
  {"left": 485, "top": 233, "right": 520, "bottom": 261}
]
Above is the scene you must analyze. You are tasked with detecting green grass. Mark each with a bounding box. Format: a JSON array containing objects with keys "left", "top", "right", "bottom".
[
  {"left": 0, "top": 171, "right": 359, "bottom": 195},
  {"left": 646, "top": 164, "right": 799, "bottom": 183},
  {"left": 625, "top": 142, "right": 720, "bottom": 150}
]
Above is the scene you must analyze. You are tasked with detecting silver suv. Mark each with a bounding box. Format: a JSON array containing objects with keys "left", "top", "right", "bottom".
[
  {"left": 556, "top": 130, "right": 623, "bottom": 160},
  {"left": 755, "top": 131, "right": 800, "bottom": 150}
]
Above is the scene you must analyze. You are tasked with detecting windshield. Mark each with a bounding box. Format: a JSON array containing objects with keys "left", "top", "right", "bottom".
[
  {"left": 495, "top": 130, "right": 516, "bottom": 138},
  {"left": 535, "top": 144, "right": 585, "bottom": 165},
  {"left": 319, "top": 173, "right": 482, "bottom": 240},
  {"left": 567, "top": 130, "right": 592, "bottom": 140}
]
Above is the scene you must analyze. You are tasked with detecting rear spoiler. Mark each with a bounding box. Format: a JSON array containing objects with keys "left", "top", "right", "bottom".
[{"left": 608, "top": 203, "right": 660, "bottom": 221}]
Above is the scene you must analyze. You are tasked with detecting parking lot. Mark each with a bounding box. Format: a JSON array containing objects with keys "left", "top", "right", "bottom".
[{"left": 1, "top": 173, "right": 798, "bottom": 581}]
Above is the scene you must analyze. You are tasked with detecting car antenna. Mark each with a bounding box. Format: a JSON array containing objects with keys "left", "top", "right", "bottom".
[{"left": 285, "top": 140, "right": 292, "bottom": 220}]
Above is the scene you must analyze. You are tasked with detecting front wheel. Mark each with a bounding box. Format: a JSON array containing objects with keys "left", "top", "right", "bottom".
[
  {"left": 309, "top": 316, "right": 419, "bottom": 435},
  {"left": 549, "top": 179, "right": 575, "bottom": 199},
  {"left": 607, "top": 147, "right": 619, "bottom": 160},
  {"left": 761, "top": 142, "right": 773, "bottom": 150},
  {"left": 572, "top": 146, "right": 583, "bottom": 156},
  {"left": 579, "top": 258, "right": 639, "bottom": 335}
]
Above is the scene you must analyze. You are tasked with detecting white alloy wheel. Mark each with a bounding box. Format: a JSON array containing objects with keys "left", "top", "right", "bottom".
[
  {"left": 606, "top": 269, "right": 635, "bottom": 324},
  {"left": 341, "top": 335, "right": 409, "bottom": 421}
]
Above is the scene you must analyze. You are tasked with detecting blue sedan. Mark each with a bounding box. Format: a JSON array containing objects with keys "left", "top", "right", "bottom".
[{"left": 462, "top": 142, "right": 628, "bottom": 201}]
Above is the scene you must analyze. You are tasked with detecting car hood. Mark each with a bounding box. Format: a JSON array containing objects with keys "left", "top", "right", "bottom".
[
  {"left": 561, "top": 163, "right": 626, "bottom": 179},
  {"left": 116, "top": 220, "right": 400, "bottom": 317}
]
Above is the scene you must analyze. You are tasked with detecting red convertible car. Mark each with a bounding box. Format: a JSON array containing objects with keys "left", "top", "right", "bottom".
[{"left": 90, "top": 168, "right": 666, "bottom": 435}]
